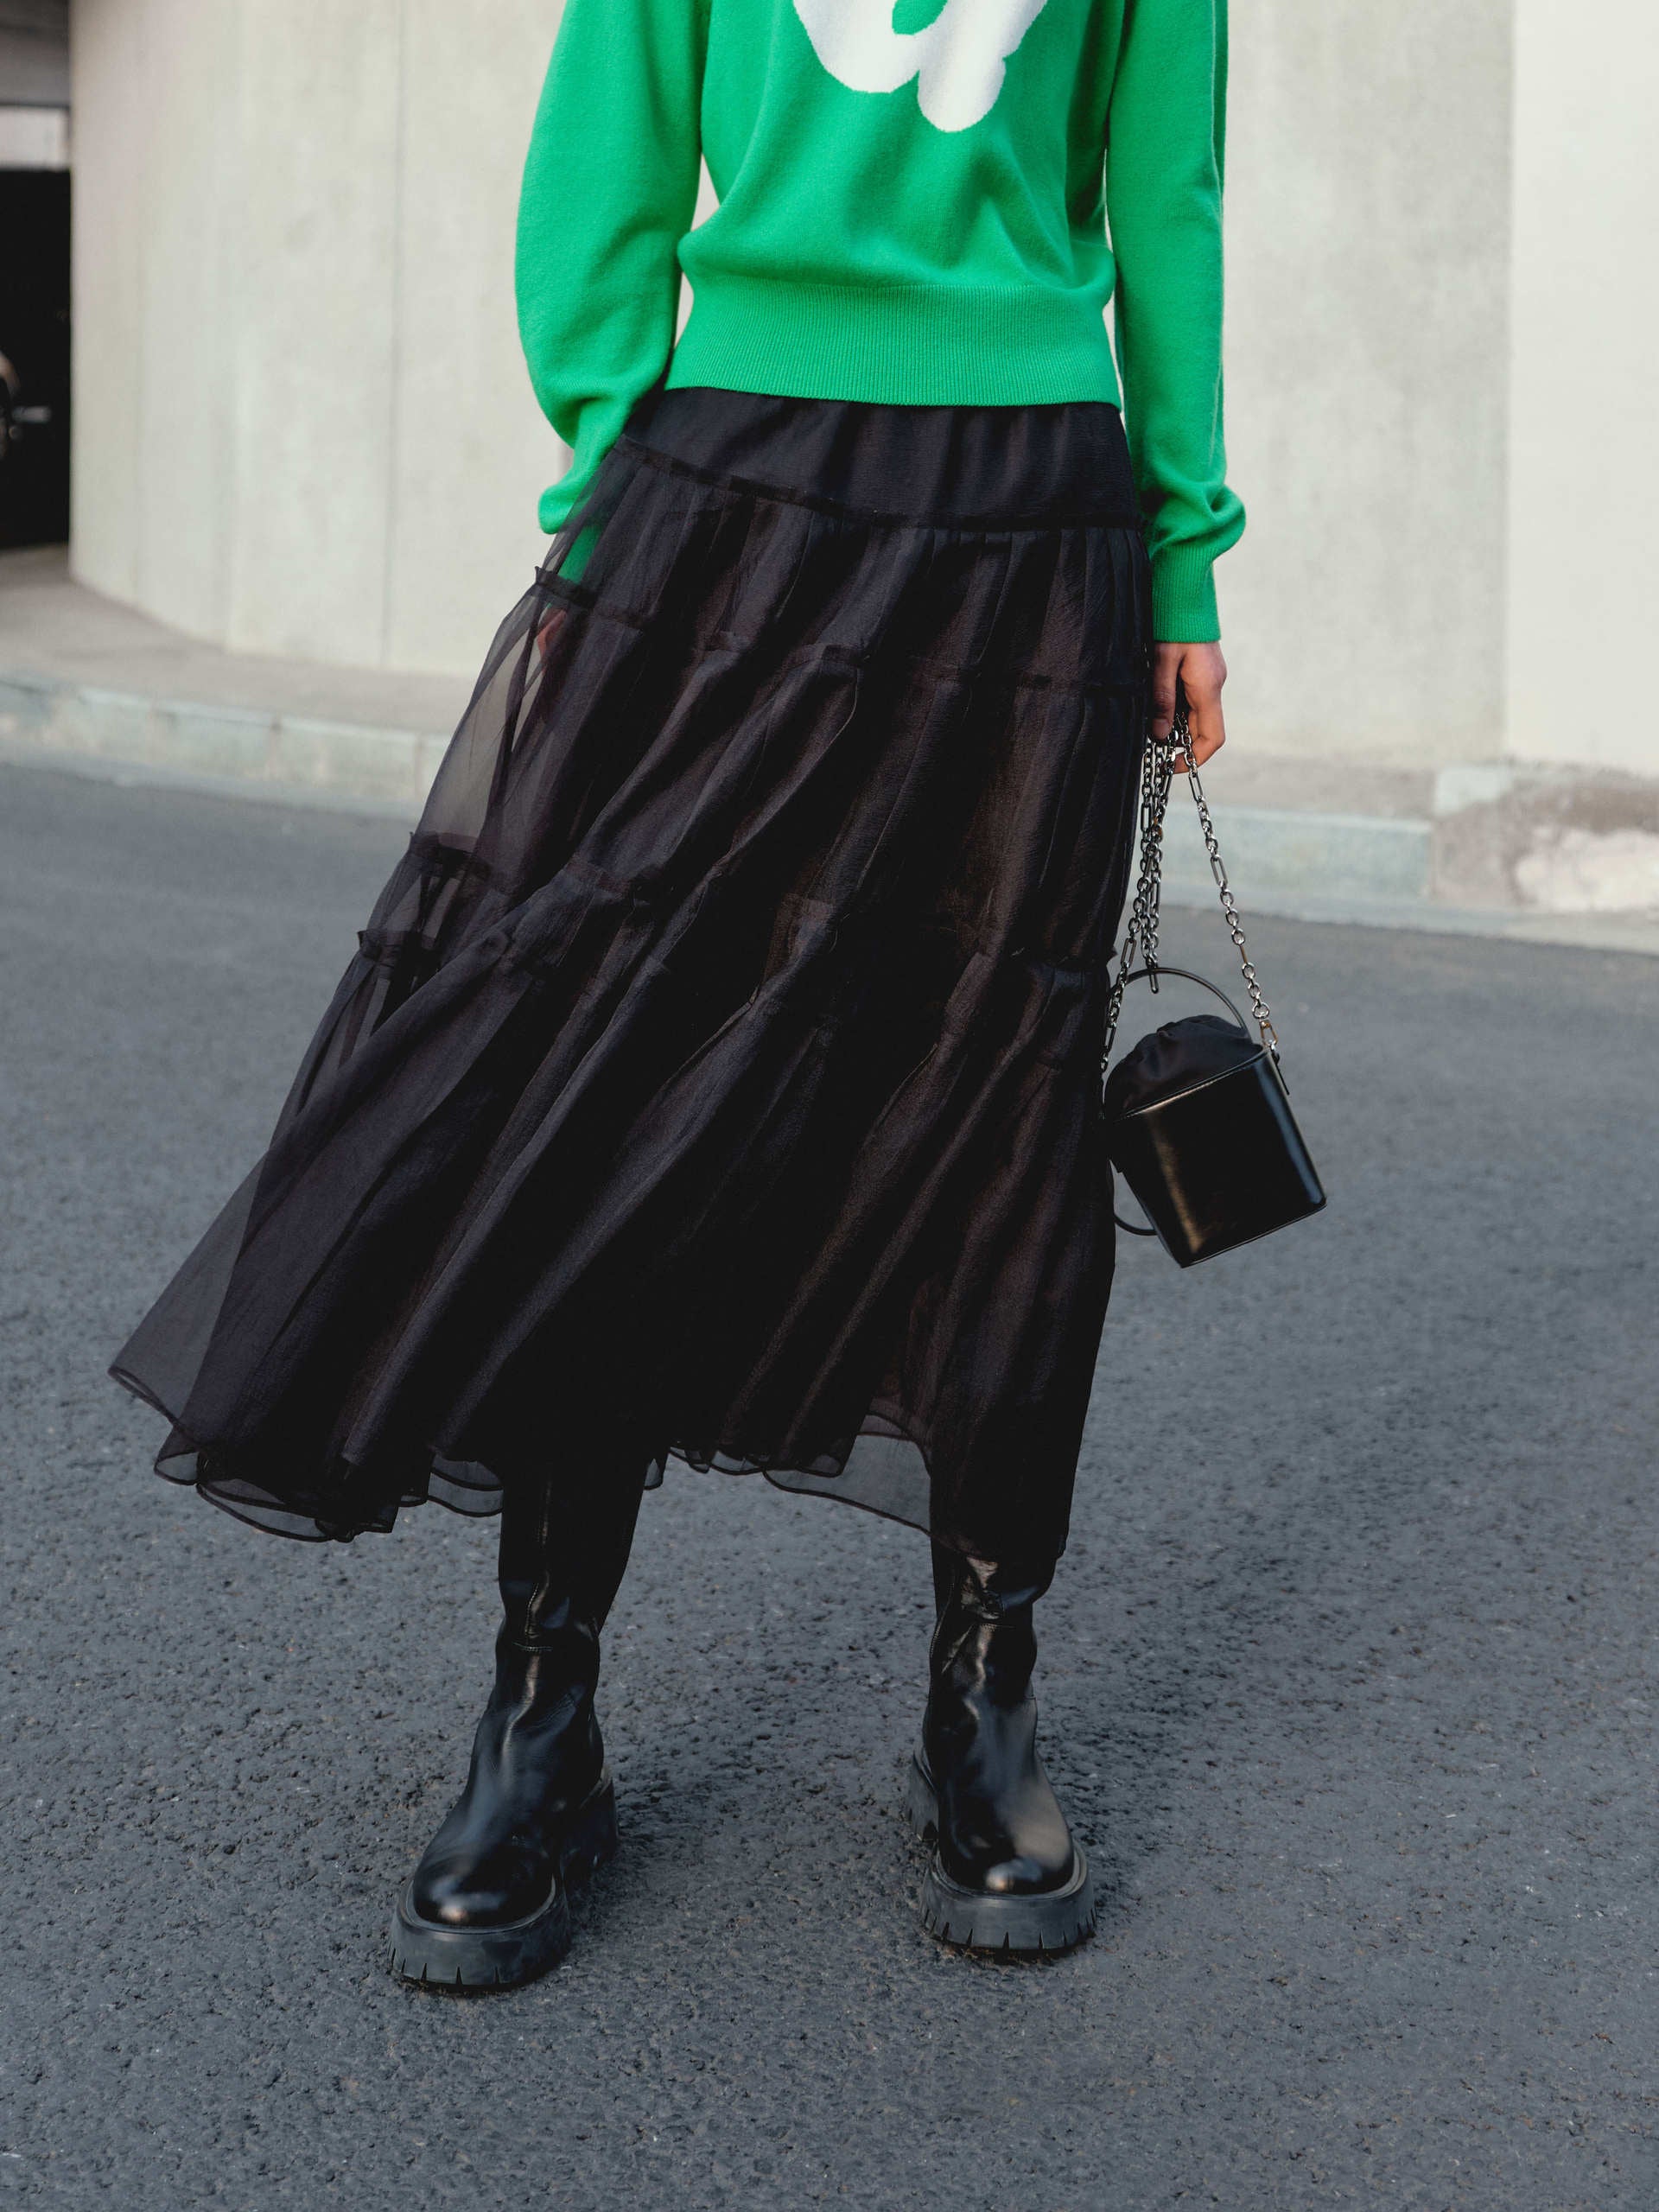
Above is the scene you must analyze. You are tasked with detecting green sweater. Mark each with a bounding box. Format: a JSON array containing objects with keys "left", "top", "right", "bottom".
[{"left": 517, "top": 0, "right": 1244, "bottom": 640}]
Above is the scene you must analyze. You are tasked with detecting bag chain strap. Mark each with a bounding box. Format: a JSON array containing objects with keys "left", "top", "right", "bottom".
[{"left": 1101, "top": 702, "right": 1280, "bottom": 1078}]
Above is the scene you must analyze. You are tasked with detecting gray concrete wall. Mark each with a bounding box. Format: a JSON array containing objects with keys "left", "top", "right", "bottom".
[
  {"left": 70, "top": 0, "right": 555, "bottom": 677},
  {"left": 1506, "top": 0, "right": 1659, "bottom": 779},
  {"left": 1222, "top": 0, "right": 1514, "bottom": 769},
  {"left": 63, "top": 0, "right": 1659, "bottom": 801}
]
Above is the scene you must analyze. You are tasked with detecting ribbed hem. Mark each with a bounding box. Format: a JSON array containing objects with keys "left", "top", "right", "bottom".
[
  {"left": 667, "top": 271, "right": 1122, "bottom": 410},
  {"left": 1149, "top": 539, "right": 1221, "bottom": 643}
]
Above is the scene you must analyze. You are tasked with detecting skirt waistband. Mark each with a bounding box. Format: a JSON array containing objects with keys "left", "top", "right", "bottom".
[{"left": 623, "top": 385, "right": 1139, "bottom": 530}]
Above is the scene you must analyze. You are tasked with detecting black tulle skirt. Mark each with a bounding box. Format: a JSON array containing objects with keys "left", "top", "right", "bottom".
[{"left": 111, "top": 386, "right": 1154, "bottom": 1562}]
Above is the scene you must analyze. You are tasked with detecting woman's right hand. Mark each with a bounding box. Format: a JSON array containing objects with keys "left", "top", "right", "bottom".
[{"left": 1151, "top": 639, "right": 1228, "bottom": 771}]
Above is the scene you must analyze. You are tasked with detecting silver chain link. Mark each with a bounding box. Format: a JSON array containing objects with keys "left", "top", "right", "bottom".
[
  {"left": 1102, "top": 701, "right": 1280, "bottom": 1081},
  {"left": 1102, "top": 721, "right": 1172, "bottom": 1055},
  {"left": 1182, "top": 733, "right": 1279, "bottom": 1056}
]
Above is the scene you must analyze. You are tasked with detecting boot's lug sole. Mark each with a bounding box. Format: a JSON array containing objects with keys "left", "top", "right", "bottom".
[
  {"left": 903, "top": 1753, "right": 1096, "bottom": 1956},
  {"left": 388, "top": 1771, "right": 618, "bottom": 1991}
]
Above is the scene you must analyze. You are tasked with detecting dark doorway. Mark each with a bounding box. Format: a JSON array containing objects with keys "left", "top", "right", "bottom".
[{"left": 0, "top": 164, "right": 71, "bottom": 548}]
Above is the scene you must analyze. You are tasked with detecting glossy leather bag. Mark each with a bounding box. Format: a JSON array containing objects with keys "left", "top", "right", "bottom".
[{"left": 1102, "top": 712, "right": 1326, "bottom": 1268}]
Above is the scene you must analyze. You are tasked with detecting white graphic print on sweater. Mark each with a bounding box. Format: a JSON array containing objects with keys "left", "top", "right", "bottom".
[{"left": 791, "top": 0, "right": 1052, "bottom": 133}]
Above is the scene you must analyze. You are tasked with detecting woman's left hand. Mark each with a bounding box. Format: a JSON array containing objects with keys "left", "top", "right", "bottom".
[{"left": 1150, "top": 639, "right": 1228, "bottom": 770}]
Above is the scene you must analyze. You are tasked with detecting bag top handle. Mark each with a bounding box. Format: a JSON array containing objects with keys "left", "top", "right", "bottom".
[{"left": 1114, "top": 963, "right": 1251, "bottom": 1035}]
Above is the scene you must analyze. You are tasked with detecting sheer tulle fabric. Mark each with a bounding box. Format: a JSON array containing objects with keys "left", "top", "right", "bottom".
[{"left": 111, "top": 392, "right": 1154, "bottom": 1560}]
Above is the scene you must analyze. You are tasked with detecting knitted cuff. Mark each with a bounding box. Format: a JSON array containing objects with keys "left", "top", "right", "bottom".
[{"left": 1149, "top": 540, "right": 1221, "bottom": 643}]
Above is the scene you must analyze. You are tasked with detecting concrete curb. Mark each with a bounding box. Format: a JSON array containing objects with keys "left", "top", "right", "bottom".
[
  {"left": 3, "top": 664, "right": 1657, "bottom": 957},
  {"left": 0, "top": 669, "right": 446, "bottom": 809},
  {"left": 1160, "top": 798, "right": 1431, "bottom": 906},
  {"left": 1154, "top": 791, "right": 1656, "bottom": 950}
]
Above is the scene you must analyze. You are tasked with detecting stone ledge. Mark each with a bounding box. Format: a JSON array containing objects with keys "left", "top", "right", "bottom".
[
  {"left": 3, "top": 664, "right": 1656, "bottom": 957},
  {"left": 0, "top": 671, "right": 444, "bottom": 808},
  {"left": 1165, "top": 753, "right": 1659, "bottom": 920}
]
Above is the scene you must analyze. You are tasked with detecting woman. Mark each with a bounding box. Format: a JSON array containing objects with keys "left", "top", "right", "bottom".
[{"left": 112, "top": 0, "right": 1243, "bottom": 1986}]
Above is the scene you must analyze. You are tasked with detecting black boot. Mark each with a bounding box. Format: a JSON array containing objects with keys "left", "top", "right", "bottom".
[
  {"left": 389, "top": 1452, "right": 645, "bottom": 1989},
  {"left": 904, "top": 1543, "right": 1095, "bottom": 1955}
]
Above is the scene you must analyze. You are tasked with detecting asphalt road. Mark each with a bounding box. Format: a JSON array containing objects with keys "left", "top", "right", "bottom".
[{"left": 2, "top": 759, "right": 1656, "bottom": 2211}]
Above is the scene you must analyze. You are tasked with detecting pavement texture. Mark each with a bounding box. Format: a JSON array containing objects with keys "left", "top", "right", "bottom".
[{"left": 2, "top": 757, "right": 1656, "bottom": 2211}]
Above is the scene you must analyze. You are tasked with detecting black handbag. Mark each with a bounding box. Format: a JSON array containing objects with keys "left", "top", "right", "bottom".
[{"left": 1101, "top": 706, "right": 1326, "bottom": 1268}]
